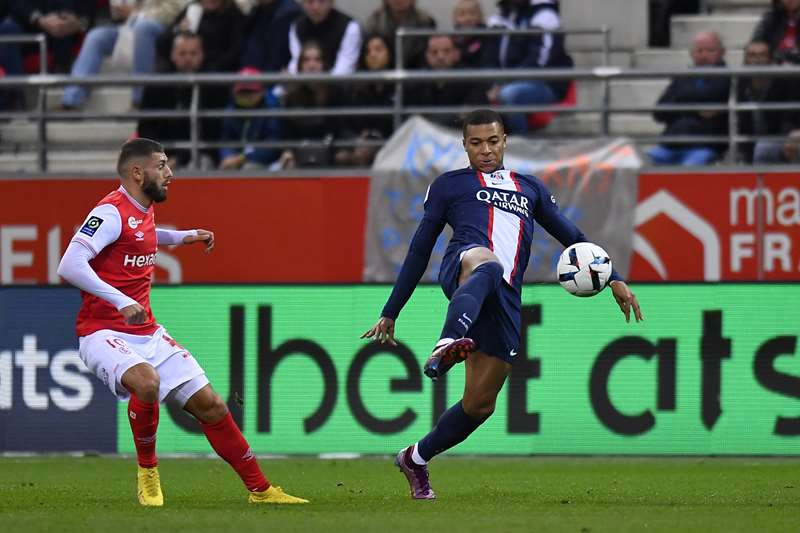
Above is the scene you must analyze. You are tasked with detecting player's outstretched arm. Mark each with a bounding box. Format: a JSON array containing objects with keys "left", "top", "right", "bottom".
[
  {"left": 609, "top": 280, "right": 643, "bottom": 323},
  {"left": 182, "top": 228, "right": 215, "bottom": 253},
  {"left": 156, "top": 228, "right": 214, "bottom": 253},
  {"left": 373, "top": 217, "right": 445, "bottom": 327},
  {"left": 155, "top": 228, "right": 215, "bottom": 253},
  {"left": 361, "top": 317, "right": 397, "bottom": 345}
]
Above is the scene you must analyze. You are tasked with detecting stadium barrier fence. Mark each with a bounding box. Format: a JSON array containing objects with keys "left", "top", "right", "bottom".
[{"left": 1, "top": 28, "right": 800, "bottom": 170}]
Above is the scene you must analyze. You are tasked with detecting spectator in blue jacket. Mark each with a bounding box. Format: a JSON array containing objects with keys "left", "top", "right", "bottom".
[
  {"left": 218, "top": 67, "right": 281, "bottom": 170},
  {"left": 240, "top": 0, "right": 300, "bottom": 72},
  {"left": 485, "top": 0, "right": 573, "bottom": 135},
  {"left": 649, "top": 30, "right": 730, "bottom": 166}
]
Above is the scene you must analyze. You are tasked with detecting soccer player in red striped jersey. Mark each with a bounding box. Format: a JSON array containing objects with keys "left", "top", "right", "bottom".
[
  {"left": 362, "top": 109, "right": 643, "bottom": 500},
  {"left": 58, "top": 138, "right": 307, "bottom": 506}
]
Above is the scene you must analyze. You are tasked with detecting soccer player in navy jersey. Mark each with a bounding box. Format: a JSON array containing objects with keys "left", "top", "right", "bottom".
[{"left": 361, "top": 109, "right": 643, "bottom": 500}]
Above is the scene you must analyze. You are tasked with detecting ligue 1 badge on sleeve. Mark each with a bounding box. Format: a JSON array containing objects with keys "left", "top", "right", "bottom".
[{"left": 79, "top": 216, "right": 104, "bottom": 237}]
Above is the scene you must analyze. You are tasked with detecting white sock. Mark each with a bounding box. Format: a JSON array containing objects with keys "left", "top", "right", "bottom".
[{"left": 411, "top": 443, "right": 427, "bottom": 466}]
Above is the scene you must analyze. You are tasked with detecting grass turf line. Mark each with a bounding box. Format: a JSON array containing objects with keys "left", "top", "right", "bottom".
[{"left": 0, "top": 457, "right": 797, "bottom": 532}]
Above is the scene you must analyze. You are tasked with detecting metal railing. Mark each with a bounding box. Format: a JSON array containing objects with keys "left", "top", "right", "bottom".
[
  {"left": 1, "top": 36, "right": 800, "bottom": 170},
  {"left": 0, "top": 33, "right": 48, "bottom": 170},
  {"left": 393, "top": 26, "right": 611, "bottom": 131}
]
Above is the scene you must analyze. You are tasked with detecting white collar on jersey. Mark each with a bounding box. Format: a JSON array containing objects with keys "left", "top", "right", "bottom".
[
  {"left": 118, "top": 185, "right": 150, "bottom": 214},
  {"left": 470, "top": 165, "right": 506, "bottom": 172}
]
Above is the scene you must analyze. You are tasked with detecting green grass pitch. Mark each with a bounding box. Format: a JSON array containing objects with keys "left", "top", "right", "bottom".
[{"left": 0, "top": 456, "right": 797, "bottom": 532}]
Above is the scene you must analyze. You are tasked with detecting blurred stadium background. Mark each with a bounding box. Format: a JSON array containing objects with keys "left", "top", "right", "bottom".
[{"left": 0, "top": 0, "right": 798, "bottom": 530}]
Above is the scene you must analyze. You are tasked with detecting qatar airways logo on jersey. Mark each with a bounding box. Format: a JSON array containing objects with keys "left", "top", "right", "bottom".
[
  {"left": 476, "top": 189, "right": 530, "bottom": 217},
  {"left": 123, "top": 252, "right": 157, "bottom": 268}
]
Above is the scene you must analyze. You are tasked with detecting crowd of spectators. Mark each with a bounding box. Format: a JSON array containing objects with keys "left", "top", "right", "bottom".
[
  {"left": 0, "top": 0, "right": 574, "bottom": 169},
  {"left": 648, "top": 0, "right": 800, "bottom": 166},
  {"left": 1, "top": 1, "right": 799, "bottom": 167}
]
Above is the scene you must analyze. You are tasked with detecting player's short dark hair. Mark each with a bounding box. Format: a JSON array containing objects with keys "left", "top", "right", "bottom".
[
  {"left": 117, "top": 138, "right": 164, "bottom": 176},
  {"left": 462, "top": 109, "right": 505, "bottom": 137}
]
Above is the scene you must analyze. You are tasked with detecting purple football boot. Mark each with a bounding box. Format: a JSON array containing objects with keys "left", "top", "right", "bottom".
[
  {"left": 423, "top": 337, "right": 476, "bottom": 381},
  {"left": 394, "top": 446, "right": 435, "bottom": 500}
]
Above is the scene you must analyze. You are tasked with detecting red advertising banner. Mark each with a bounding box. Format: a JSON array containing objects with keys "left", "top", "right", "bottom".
[
  {"left": 631, "top": 171, "right": 800, "bottom": 281},
  {"left": 0, "top": 176, "right": 369, "bottom": 283},
  {"left": 760, "top": 172, "right": 800, "bottom": 280}
]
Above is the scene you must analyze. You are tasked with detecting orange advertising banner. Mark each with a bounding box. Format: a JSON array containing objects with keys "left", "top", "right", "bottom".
[{"left": 0, "top": 176, "right": 369, "bottom": 283}]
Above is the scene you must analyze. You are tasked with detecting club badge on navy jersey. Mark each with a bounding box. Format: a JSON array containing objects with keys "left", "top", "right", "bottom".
[{"left": 79, "top": 216, "right": 104, "bottom": 237}]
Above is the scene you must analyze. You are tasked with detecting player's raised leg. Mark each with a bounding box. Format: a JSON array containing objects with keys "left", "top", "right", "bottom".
[
  {"left": 398, "top": 350, "right": 511, "bottom": 499},
  {"left": 424, "top": 247, "right": 504, "bottom": 380},
  {"left": 182, "top": 384, "right": 308, "bottom": 504},
  {"left": 121, "top": 363, "right": 164, "bottom": 507}
]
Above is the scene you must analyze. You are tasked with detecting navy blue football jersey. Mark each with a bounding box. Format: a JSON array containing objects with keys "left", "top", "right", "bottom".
[
  {"left": 424, "top": 167, "right": 585, "bottom": 292},
  {"left": 381, "top": 166, "right": 620, "bottom": 319}
]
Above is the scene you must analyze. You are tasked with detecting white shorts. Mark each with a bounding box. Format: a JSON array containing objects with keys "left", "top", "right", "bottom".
[{"left": 78, "top": 325, "right": 209, "bottom": 407}]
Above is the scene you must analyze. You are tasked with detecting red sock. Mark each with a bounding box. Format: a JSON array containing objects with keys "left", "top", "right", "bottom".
[
  {"left": 201, "top": 412, "right": 269, "bottom": 492},
  {"left": 128, "top": 394, "right": 159, "bottom": 468}
]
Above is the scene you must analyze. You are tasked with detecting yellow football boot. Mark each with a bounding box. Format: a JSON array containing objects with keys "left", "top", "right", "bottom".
[
  {"left": 137, "top": 465, "right": 164, "bottom": 506},
  {"left": 248, "top": 485, "right": 309, "bottom": 504}
]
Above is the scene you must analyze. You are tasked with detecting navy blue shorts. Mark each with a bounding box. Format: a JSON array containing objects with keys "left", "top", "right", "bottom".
[{"left": 438, "top": 247, "right": 521, "bottom": 364}]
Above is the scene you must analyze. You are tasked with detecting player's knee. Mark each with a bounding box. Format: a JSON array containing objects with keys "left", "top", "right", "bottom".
[
  {"left": 200, "top": 393, "right": 229, "bottom": 423},
  {"left": 474, "top": 261, "right": 504, "bottom": 287},
  {"left": 462, "top": 396, "right": 496, "bottom": 421},
  {"left": 135, "top": 375, "right": 160, "bottom": 402},
  {"left": 125, "top": 364, "right": 160, "bottom": 402}
]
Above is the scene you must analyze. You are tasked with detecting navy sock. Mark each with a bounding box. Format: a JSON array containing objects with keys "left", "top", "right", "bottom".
[
  {"left": 440, "top": 261, "right": 503, "bottom": 340},
  {"left": 416, "top": 401, "right": 485, "bottom": 461}
]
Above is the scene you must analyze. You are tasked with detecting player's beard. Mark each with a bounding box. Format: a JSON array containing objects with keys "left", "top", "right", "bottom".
[{"left": 142, "top": 170, "right": 167, "bottom": 203}]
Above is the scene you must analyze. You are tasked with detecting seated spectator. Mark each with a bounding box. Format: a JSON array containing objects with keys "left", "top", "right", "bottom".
[
  {"left": 0, "top": 1, "right": 95, "bottom": 76},
  {"left": 279, "top": 40, "right": 347, "bottom": 169},
  {"left": 649, "top": 30, "right": 730, "bottom": 166},
  {"left": 452, "top": 0, "right": 489, "bottom": 69},
  {"left": 738, "top": 40, "right": 800, "bottom": 163},
  {"left": 335, "top": 33, "right": 395, "bottom": 167},
  {"left": 240, "top": 0, "right": 301, "bottom": 72},
  {"left": 751, "top": 0, "right": 800, "bottom": 64},
  {"left": 772, "top": 129, "right": 800, "bottom": 163},
  {"left": 365, "top": 0, "right": 435, "bottom": 69},
  {"left": 137, "top": 31, "right": 228, "bottom": 169},
  {"left": 218, "top": 67, "right": 282, "bottom": 170},
  {"left": 61, "top": 0, "right": 189, "bottom": 110},
  {"left": 159, "top": 0, "right": 246, "bottom": 73},
  {"left": 404, "top": 34, "right": 488, "bottom": 129},
  {"left": 288, "top": 0, "right": 361, "bottom": 75},
  {"left": 485, "top": 0, "right": 573, "bottom": 135}
]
